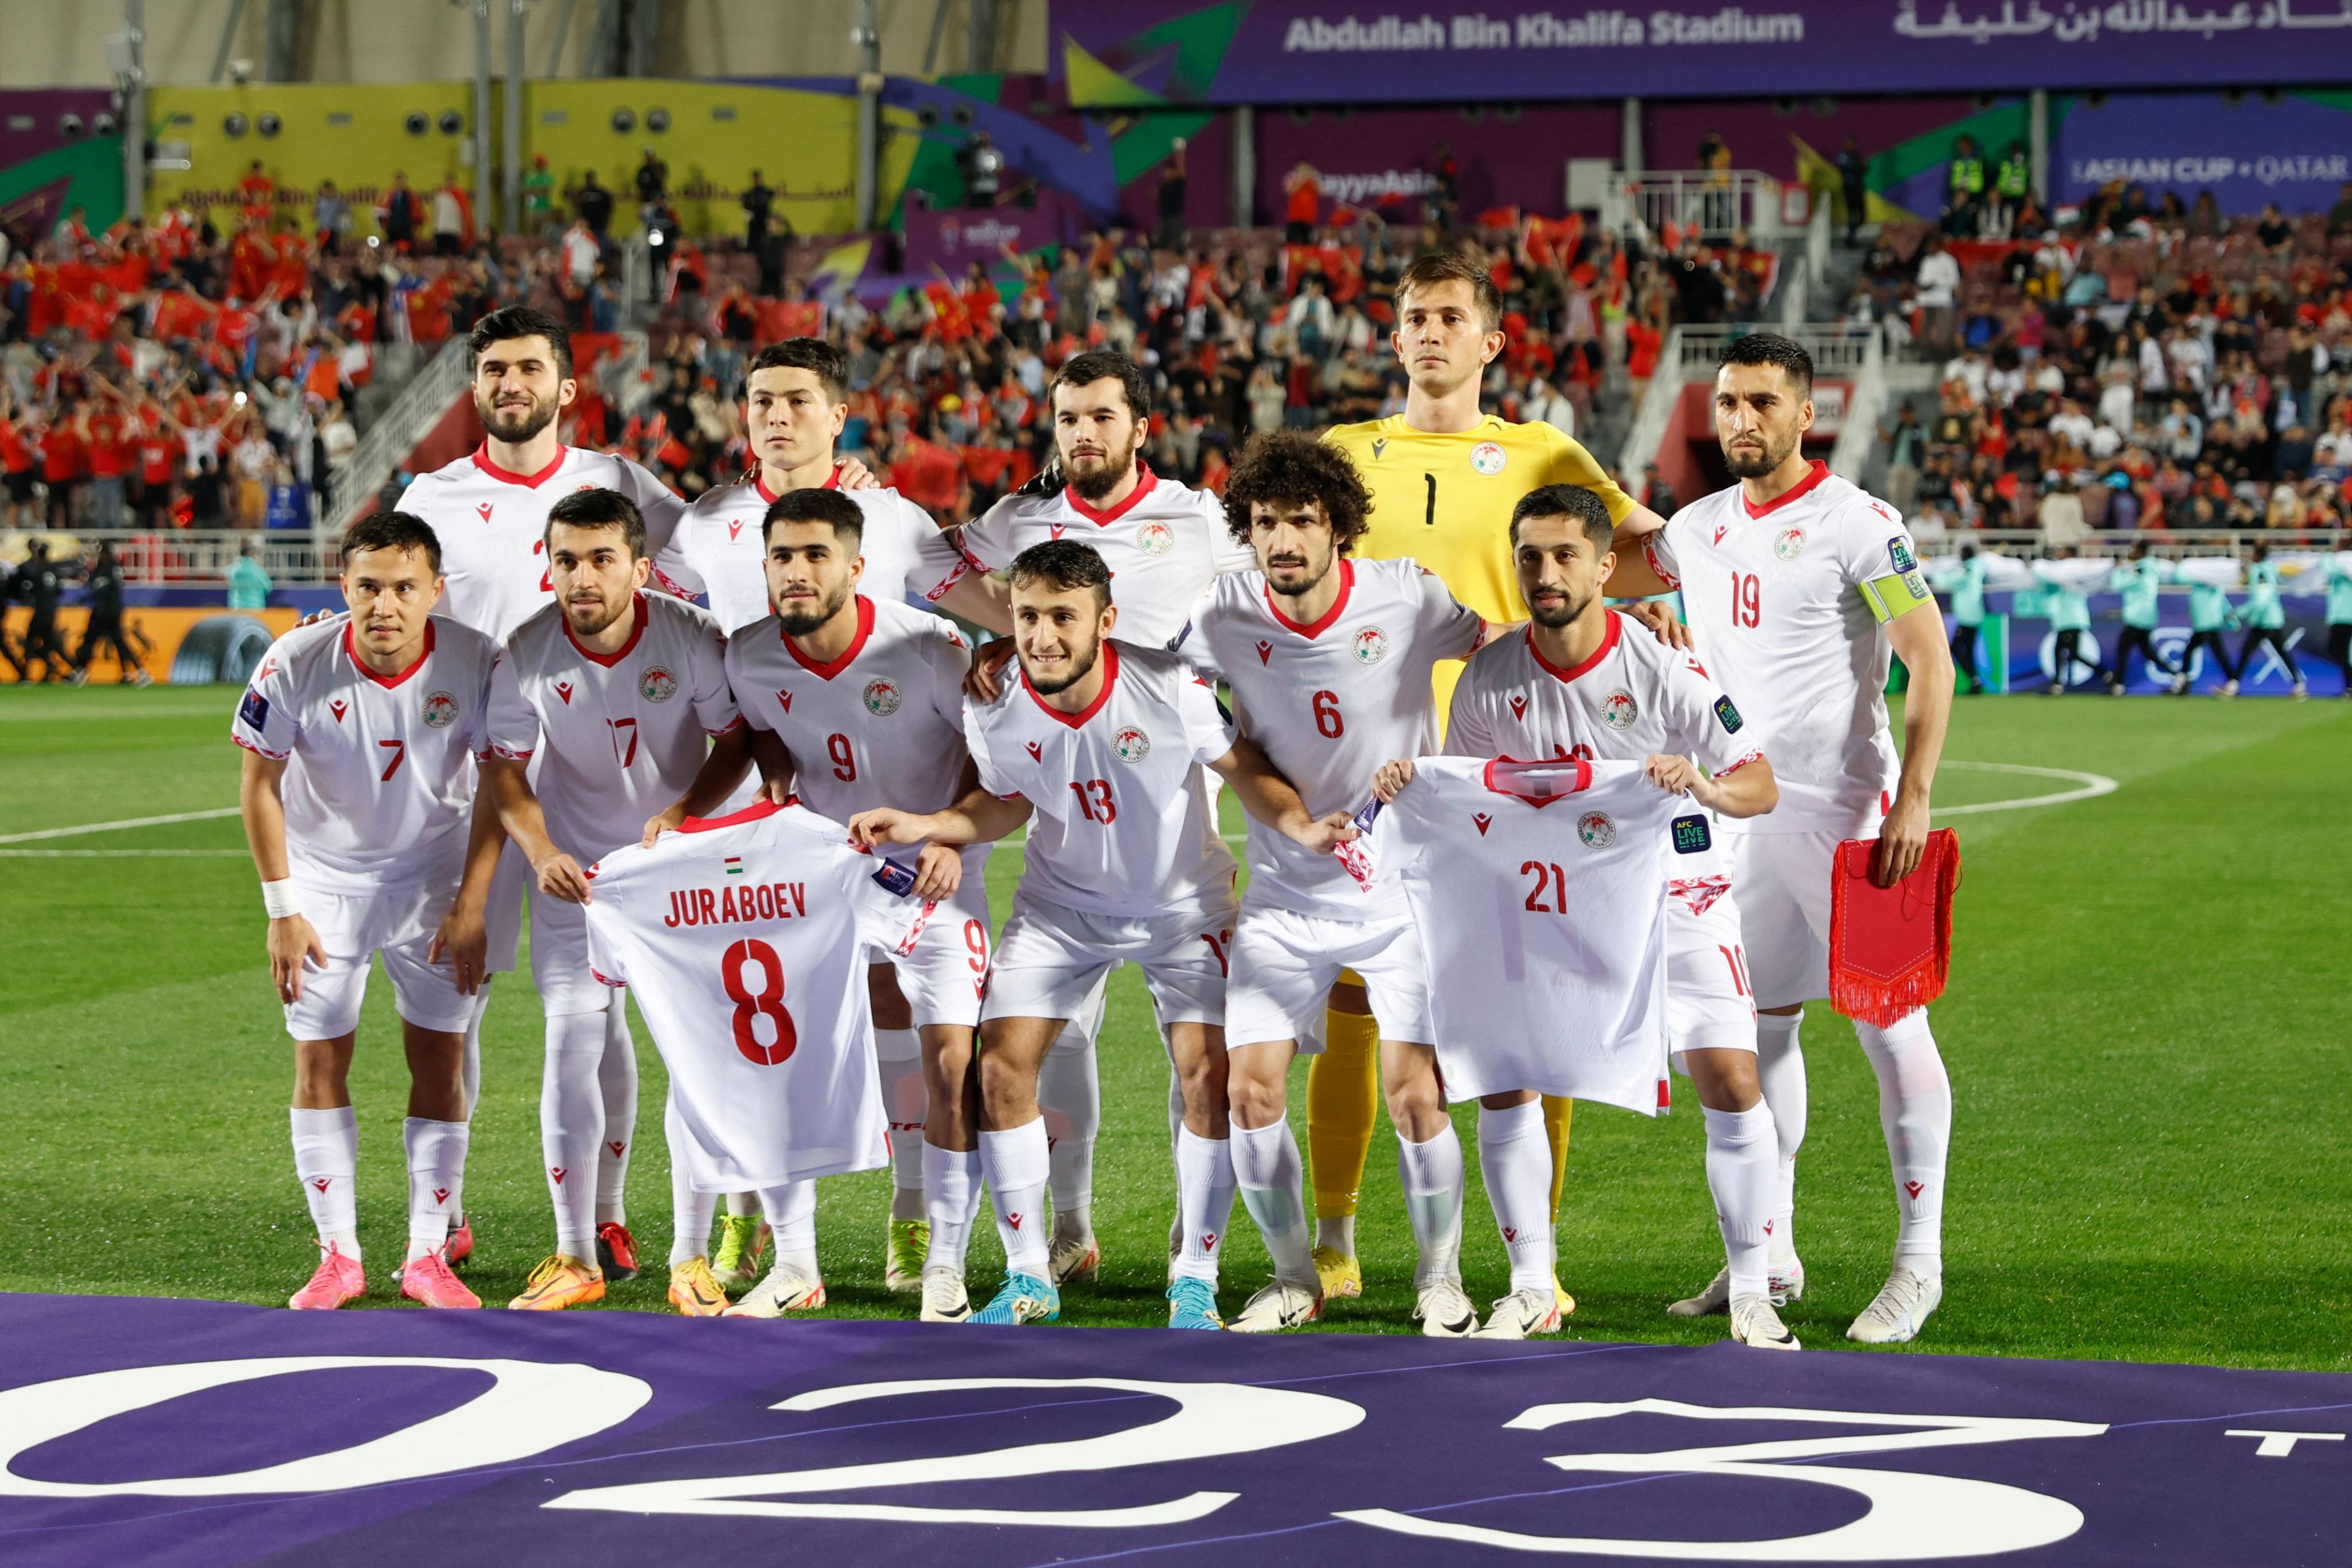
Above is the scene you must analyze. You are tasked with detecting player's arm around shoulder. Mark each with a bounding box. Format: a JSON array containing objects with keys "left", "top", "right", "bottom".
[{"left": 1845, "top": 497, "right": 1954, "bottom": 886}]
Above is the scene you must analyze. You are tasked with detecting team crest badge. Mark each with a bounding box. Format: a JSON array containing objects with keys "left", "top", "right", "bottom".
[
  {"left": 1136, "top": 520, "right": 1175, "bottom": 557},
  {"left": 862, "top": 677, "right": 903, "bottom": 716},
  {"left": 1774, "top": 526, "right": 1807, "bottom": 561},
  {"left": 420, "top": 691, "right": 458, "bottom": 728},
  {"left": 1577, "top": 810, "right": 1617, "bottom": 849},
  {"left": 1470, "top": 441, "right": 1507, "bottom": 476},
  {"left": 1112, "top": 726, "right": 1152, "bottom": 763},
  {"left": 1350, "top": 626, "right": 1389, "bottom": 665},
  {"left": 639, "top": 666, "right": 678, "bottom": 702},
  {"left": 1601, "top": 689, "right": 1639, "bottom": 729}
]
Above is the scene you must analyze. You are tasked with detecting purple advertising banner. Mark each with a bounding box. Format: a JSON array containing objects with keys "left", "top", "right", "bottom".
[
  {"left": 1055, "top": 2, "right": 2352, "bottom": 106},
  {"left": 898, "top": 190, "right": 1087, "bottom": 274},
  {"left": 4, "top": 1292, "right": 2351, "bottom": 1566},
  {"left": 2052, "top": 90, "right": 2352, "bottom": 212}
]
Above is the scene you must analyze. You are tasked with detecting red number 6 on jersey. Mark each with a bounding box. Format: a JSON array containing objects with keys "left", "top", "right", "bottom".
[{"left": 720, "top": 937, "right": 798, "bottom": 1065}]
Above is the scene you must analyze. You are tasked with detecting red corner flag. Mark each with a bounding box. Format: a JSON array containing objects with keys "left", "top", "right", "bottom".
[{"left": 1828, "top": 829, "right": 1961, "bottom": 1027}]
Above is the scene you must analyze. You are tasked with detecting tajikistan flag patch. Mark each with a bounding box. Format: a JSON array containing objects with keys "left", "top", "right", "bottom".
[{"left": 723, "top": 856, "right": 744, "bottom": 876}]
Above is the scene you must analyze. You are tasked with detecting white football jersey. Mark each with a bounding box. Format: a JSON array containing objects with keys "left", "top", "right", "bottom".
[
  {"left": 582, "top": 799, "right": 934, "bottom": 1189},
  {"left": 1446, "top": 610, "right": 1762, "bottom": 882},
  {"left": 924, "top": 464, "right": 1254, "bottom": 652},
  {"left": 727, "top": 594, "right": 974, "bottom": 825},
  {"left": 1643, "top": 461, "right": 1920, "bottom": 835},
  {"left": 485, "top": 593, "right": 743, "bottom": 863},
  {"left": 966, "top": 640, "right": 1239, "bottom": 918},
  {"left": 1374, "top": 756, "right": 1671, "bottom": 1113},
  {"left": 667, "top": 473, "right": 944, "bottom": 634},
  {"left": 1194, "top": 557, "right": 1483, "bottom": 919},
  {"left": 394, "top": 445, "right": 689, "bottom": 643},
  {"left": 231, "top": 615, "right": 497, "bottom": 893}
]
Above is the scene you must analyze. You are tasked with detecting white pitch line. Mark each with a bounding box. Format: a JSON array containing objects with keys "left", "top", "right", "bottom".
[
  {"left": 1932, "top": 760, "right": 2119, "bottom": 816},
  {"left": 0, "top": 806, "right": 242, "bottom": 844},
  {"left": 0, "top": 848, "right": 247, "bottom": 858}
]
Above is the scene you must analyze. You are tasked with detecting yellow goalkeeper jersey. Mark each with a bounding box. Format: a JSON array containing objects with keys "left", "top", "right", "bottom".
[{"left": 1323, "top": 414, "right": 1633, "bottom": 716}]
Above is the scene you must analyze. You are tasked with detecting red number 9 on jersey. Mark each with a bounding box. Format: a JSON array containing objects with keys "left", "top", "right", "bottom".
[{"left": 720, "top": 937, "right": 797, "bottom": 1065}]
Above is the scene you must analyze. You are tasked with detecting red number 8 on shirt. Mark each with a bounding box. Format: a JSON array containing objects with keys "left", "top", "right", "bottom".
[{"left": 721, "top": 937, "right": 798, "bottom": 1065}]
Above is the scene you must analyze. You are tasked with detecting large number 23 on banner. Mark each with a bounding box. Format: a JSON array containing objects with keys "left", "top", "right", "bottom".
[{"left": 0, "top": 1364, "right": 2106, "bottom": 1557}]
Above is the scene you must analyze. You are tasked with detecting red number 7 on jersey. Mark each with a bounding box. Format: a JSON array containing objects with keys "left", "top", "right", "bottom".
[
  {"left": 377, "top": 739, "right": 405, "bottom": 781},
  {"left": 607, "top": 717, "right": 638, "bottom": 768}
]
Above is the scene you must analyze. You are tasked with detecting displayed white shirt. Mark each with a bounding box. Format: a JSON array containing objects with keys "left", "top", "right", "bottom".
[
  {"left": 583, "top": 799, "right": 934, "bottom": 1189},
  {"left": 930, "top": 464, "right": 1255, "bottom": 654},
  {"left": 231, "top": 614, "right": 497, "bottom": 893},
  {"left": 668, "top": 472, "right": 943, "bottom": 635},
  {"left": 393, "top": 444, "right": 689, "bottom": 643},
  {"left": 1642, "top": 462, "right": 1916, "bottom": 836},
  {"left": 485, "top": 592, "right": 742, "bottom": 863},
  {"left": 1192, "top": 557, "right": 1482, "bottom": 919},
  {"left": 964, "top": 640, "right": 1239, "bottom": 918},
  {"left": 1375, "top": 756, "right": 1671, "bottom": 1112}
]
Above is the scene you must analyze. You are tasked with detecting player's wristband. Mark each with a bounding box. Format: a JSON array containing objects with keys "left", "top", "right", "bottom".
[{"left": 261, "top": 879, "right": 302, "bottom": 920}]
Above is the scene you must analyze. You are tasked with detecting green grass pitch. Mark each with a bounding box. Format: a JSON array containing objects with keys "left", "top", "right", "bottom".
[{"left": 2, "top": 686, "right": 2347, "bottom": 1369}]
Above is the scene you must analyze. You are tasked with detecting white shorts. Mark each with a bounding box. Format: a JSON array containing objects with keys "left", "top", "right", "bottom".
[
  {"left": 484, "top": 838, "right": 530, "bottom": 976},
  {"left": 1729, "top": 829, "right": 1842, "bottom": 1010},
  {"left": 882, "top": 851, "right": 993, "bottom": 1030},
  {"left": 1664, "top": 878, "right": 1758, "bottom": 1058},
  {"left": 527, "top": 891, "right": 611, "bottom": 1017},
  {"left": 283, "top": 878, "right": 474, "bottom": 1041},
  {"left": 980, "top": 890, "right": 1238, "bottom": 1030},
  {"left": 1225, "top": 902, "right": 1434, "bottom": 1050}
]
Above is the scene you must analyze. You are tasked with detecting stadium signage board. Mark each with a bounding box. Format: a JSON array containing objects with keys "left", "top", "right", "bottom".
[
  {"left": 1053, "top": 2, "right": 2352, "bottom": 104},
  {"left": 1, "top": 1292, "right": 2347, "bottom": 1565}
]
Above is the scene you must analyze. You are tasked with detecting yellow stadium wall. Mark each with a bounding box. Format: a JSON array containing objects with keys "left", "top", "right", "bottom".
[
  {"left": 146, "top": 81, "right": 918, "bottom": 238},
  {"left": 2, "top": 606, "right": 303, "bottom": 685}
]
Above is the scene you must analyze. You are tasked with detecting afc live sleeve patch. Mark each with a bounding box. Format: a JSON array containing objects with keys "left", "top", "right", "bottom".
[
  {"left": 1887, "top": 537, "right": 1918, "bottom": 576},
  {"left": 1712, "top": 694, "right": 1743, "bottom": 733},
  {"left": 1860, "top": 568, "right": 1936, "bottom": 623},
  {"left": 1670, "top": 814, "right": 1713, "bottom": 854},
  {"left": 237, "top": 688, "right": 269, "bottom": 732},
  {"left": 870, "top": 856, "right": 920, "bottom": 897}
]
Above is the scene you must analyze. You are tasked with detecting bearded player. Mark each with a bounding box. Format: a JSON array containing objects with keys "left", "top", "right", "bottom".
[
  {"left": 476, "top": 489, "right": 754, "bottom": 1314},
  {"left": 726, "top": 488, "right": 997, "bottom": 1322},
  {"left": 940, "top": 349, "right": 1257, "bottom": 1288},
  {"left": 1307, "top": 249, "right": 1674, "bottom": 1300},
  {"left": 853, "top": 541, "right": 1352, "bottom": 1330},
  {"left": 1606, "top": 333, "right": 1957, "bottom": 1345},
  {"left": 1421, "top": 482, "right": 1791, "bottom": 1349},
  {"left": 1191, "top": 432, "right": 1500, "bottom": 1336},
  {"left": 393, "top": 306, "right": 690, "bottom": 1277}
]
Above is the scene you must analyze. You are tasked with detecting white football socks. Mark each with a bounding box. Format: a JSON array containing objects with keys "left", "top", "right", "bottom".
[
  {"left": 453, "top": 982, "right": 491, "bottom": 1219},
  {"left": 540, "top": 1010, "right": 607, "bottom": 1262},
  {"left": 1038, "top": 1010, "right": 1102, "bottom": 1241},
  {"left": 1857, "top": 1009, "right": 1951, "bottom": 1276},
  {"left": 666, "top": 1095, "right": 716, "bottom": 1266},
  {"left": 980, "top": 1117, "right": 1052, "bottom": 1276},
  {"left": 1397, "top": 1123, "right": 1466, "bottom": 1288},
  {"left": 725, "top": 1189, "right": 759, "bottom": 1218},
  {"left": 1702, "top": 1103, "right": 1778, "bottom": 1300},
  {"left": 1233, "top": 1118, "right": 1316, "bottom": 1289},
  {"left": 875, "top": 1028, "right": 926, "bottom": 1222},
  {"left": 595, "top": 1003, "right": 637, "bottom": 1229},
  {"left": 1754, "top": 1011, "right": 1808, "bottom": 1265},
  {"left": 1478, "top": 1101, "right": 1555, "bottom": 1294},
  {"left": 291, "top": 1105, "right": 358, "bottom": 1258},
  {"left": 921, "top": 1140, "right": 983, "bottom": 1271},
  {"left": 1173, "top": 1125, "right": 1235, "bottom": 1284},
  {"left": 755, "top": 1180, "right": 820, "bottom": 1280},
  {"left": 402, "top": 1117, "right": 469, "bottom": 1262}
]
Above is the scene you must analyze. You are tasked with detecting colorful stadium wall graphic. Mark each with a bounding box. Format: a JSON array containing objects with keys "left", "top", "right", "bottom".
[{"left": 0, "top": 88, "right": 126, "bottom": 241}]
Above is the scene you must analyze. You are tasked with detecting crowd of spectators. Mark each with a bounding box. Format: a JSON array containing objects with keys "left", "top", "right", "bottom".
[{"left": 1853, "top": 177, "right": 2352, "bottom": 537}]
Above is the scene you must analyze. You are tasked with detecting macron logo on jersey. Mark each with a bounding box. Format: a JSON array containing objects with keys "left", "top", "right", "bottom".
[
  {"left": 1508, "top": 694, "right": 1528, "bottom": 721},
  {"left": 728, "top": 520, "right": 744, "bottom": 542},
  {"left": 1025, "top": 741, "right": 1043, "bottom": 762},
  {"left": 476, "top": 503, "right": 495, "bottom": 523},
  {"left": 1473, "top": 812, "right": 1493, "bottom": 836},
  {"left": 777, "top": 689, "right": 793, "bottom": 713},
  {"left": 1256, "top": 640, "right": 1273, "bottom": 665},
  {"left": 329, "top": 700, "right": 348, "bottom": 724},
  {"left": 555, "top": 681, "right": 574, "bottom": 705}
]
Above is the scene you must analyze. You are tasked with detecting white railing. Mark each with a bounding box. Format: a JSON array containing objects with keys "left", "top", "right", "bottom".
[
  {"left": 334, "top": 338, "right": 472, "bottom": 530},
  {"left": 1671, "top": 322, "right": 1878, "bottom": 375},
  {"left": 1806, "top": 197, "right": 1832, "bottom": 288},
  {"left": 1950, "top": 529, "right": 2346, "bottom": 559},
  {"left": 1617, "top": 325, "right": 1688, "bottom": 496},
  {"left": 3, "top": 529, "right": 338, "bottom": 584},
  {"left": 1777, "top": 254, "right": 1809, "bottom": 332},
  {"left": 1828, "top": 326, "right": 1887, "bottom": 483},
  {"left": 1604, "top": 169, "right": 1782, "bottom": 244}
]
